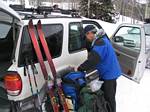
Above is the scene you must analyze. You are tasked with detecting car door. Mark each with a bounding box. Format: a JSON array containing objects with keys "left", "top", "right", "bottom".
[
  {"left": 67, "top": 22, "right": 88, "bottom": 68},
  {"left": 111, "top": 24, "right": 147, "bottom": 83}
]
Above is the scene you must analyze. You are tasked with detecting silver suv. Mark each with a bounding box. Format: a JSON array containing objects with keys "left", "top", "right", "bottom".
[{"left": 0, "top": 2, "right": 103, "bottom": 112}]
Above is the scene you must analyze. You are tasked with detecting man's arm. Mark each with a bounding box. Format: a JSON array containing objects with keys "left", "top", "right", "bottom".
[{"left": 77, "top": 50, "right": 100, "bottom": 72}]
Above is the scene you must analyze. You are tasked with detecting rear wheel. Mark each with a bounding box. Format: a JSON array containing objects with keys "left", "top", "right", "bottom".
[
  {"left": 10, "top": 101, "right": 41, "bottom": 112},
  {"left": 0, "top": 87, "right": 11, "bottom": 112},
  {"left": 10, "top": 102, "right": 21, "bottom": 112}
]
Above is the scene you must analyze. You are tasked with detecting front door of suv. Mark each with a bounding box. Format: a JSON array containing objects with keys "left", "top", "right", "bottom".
[
  {"left": 111, "top": 25, "right": 147, "bottom": 83},
  {"left": 67, "top": 22, "right": 87, "bottom": 69}
]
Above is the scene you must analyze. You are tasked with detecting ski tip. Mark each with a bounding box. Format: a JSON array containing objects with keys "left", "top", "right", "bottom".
[
  {"left": 37, "top": 20, "right": 42, "bottom": 29},
  {"left": 28, "top": 19, "right": 33, "bottom": 27}
]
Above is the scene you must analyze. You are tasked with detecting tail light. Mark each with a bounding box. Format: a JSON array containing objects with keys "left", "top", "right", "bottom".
[{"left": 4, "top": 72, "right": 22, "bottom": 96}]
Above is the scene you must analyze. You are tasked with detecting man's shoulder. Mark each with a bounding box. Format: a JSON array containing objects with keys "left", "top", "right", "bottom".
[{"left": 94, "top": 37, "right": 105, "bottom": 46}]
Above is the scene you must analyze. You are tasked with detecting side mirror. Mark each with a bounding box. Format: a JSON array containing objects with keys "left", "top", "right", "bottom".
[{"left": 113, "top": 36, "right": 124, "bottom": 42}]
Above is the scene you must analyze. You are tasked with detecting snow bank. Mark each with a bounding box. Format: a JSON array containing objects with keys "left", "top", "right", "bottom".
[{"left": 116, "top": 69, "right": 150, "bottom": 112}]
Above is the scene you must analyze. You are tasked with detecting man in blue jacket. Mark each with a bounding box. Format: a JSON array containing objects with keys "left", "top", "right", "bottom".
[{"left": 77, "top": 25, "right": 122, "bottom": 112}]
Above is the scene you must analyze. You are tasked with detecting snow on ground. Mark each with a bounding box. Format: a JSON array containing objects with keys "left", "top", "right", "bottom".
[{"left": 116, "top": 69, "right": 150, "bottom": 112}]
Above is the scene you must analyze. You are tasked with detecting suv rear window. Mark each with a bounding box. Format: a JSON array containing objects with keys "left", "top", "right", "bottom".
[
  {"left": 0, "top": 11, "right": 13, "bottom": 23},
  {"left": 0, "top": 22, "right": 20, "bottom": 76},
  {"left": 18, "top": 24, "right": 63, "bottom": 66},
  {"left": 0, "top": 24, "right": 11, "bottom": 39}
]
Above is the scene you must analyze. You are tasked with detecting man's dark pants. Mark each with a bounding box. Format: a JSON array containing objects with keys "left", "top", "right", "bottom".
[{"left": 101, "top": 79, "right": 117, "bottom": 112}]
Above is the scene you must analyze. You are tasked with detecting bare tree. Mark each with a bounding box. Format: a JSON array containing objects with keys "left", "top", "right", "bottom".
[
  {"left": 145, "top": 0, "right": 150, "bottom": 19},
  {"left": 37, "top": 0, "right": 40, "bottom": 6},
  {"left": 20, "top": 0, "right": 25, "bottom": 5}
]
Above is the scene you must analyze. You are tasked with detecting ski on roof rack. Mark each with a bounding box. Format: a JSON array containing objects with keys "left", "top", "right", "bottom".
[{"left": 9, "top": 4, "right": 80, "bottom": 19}]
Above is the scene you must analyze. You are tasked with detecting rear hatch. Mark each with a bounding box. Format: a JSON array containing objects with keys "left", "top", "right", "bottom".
[
  {"left": 0, "top": 1, "right": 21, "bottom": 77},
  {"left": 0, "top": 1, "right": 21, "bottom": 111}
]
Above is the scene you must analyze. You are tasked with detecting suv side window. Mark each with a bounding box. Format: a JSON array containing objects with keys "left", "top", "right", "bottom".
[
  {"left": 0, "top": 24, "right": 11, "bottom": 39},
  {"left": 19, "top": 24, "right": 63, "bottom": 66},
  {"left": 69, "top": 22, "right": 83, "bottom": 53},
  {"left": 42, "top": 24, "right": 63, "bottom": 58}
]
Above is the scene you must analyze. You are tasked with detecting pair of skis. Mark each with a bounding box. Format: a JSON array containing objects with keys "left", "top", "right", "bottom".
[{"left": 28, "top": 19, "right": 69, "bottom": 112}]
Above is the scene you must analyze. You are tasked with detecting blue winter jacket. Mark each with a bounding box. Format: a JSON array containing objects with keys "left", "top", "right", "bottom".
[{"left": 78, "top": 35, "right": 122, "bottom": 80}]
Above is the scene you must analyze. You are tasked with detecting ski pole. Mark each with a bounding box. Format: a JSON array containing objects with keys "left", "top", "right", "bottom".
[
  {"left": 25, "top": 59, "right": 33, "bottom": 94},
  {"left": 30, "top": 60, "right": 43, "bottom": 112},
  {"left": 25, "top": 58, "right": 37, "bottom": 111}
]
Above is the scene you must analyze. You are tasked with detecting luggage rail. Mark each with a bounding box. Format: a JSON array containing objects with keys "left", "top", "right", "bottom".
[{"left": 9, "top": 5, "right": 81, "bottom": 19}]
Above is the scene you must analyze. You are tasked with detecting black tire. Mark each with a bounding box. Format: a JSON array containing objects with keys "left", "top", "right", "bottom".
[
  {"left": 0, "top": 87, "right": 11, "bottom": 112},
  {"left": 10, "top": 101, "right": 22, "bottom": 112}
]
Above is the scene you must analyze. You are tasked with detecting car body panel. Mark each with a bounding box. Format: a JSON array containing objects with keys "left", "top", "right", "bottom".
[{"left": 8, "top": 18, "right": 88, "bottom": 101}]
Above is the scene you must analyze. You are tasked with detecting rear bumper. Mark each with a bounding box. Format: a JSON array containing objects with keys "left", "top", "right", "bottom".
[
  {"left": 13, "top": 84, "right": 47, "bottom": 112},
  {"left": 0, "top": 84, "right": 47, "bottom": 112}
]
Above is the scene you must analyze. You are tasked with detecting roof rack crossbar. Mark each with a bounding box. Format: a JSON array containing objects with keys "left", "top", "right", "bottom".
[{"left": 9, "top": 5, "right": 80, "bottom": 18}]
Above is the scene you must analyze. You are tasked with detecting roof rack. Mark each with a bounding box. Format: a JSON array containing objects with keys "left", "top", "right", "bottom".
[
  {"left": 9, "top": 4, "right": 25, "bottom": 11},
  {"left": 9, "top": 5, "right": 80, "bottom": 19}
]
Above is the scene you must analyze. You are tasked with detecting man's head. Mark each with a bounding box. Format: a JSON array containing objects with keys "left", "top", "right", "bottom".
[{"left": 84, "top": 25, "right": 97, "bottom": 42}]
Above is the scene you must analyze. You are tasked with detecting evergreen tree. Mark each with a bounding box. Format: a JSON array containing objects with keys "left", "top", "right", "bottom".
[{"left": 79, "top": 0, "right": 115, "bottom": 23}]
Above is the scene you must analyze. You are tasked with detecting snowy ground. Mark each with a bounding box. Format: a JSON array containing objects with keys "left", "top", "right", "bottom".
[{"left": 116, "top": 69, "right": 150, "bottom": 112}]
